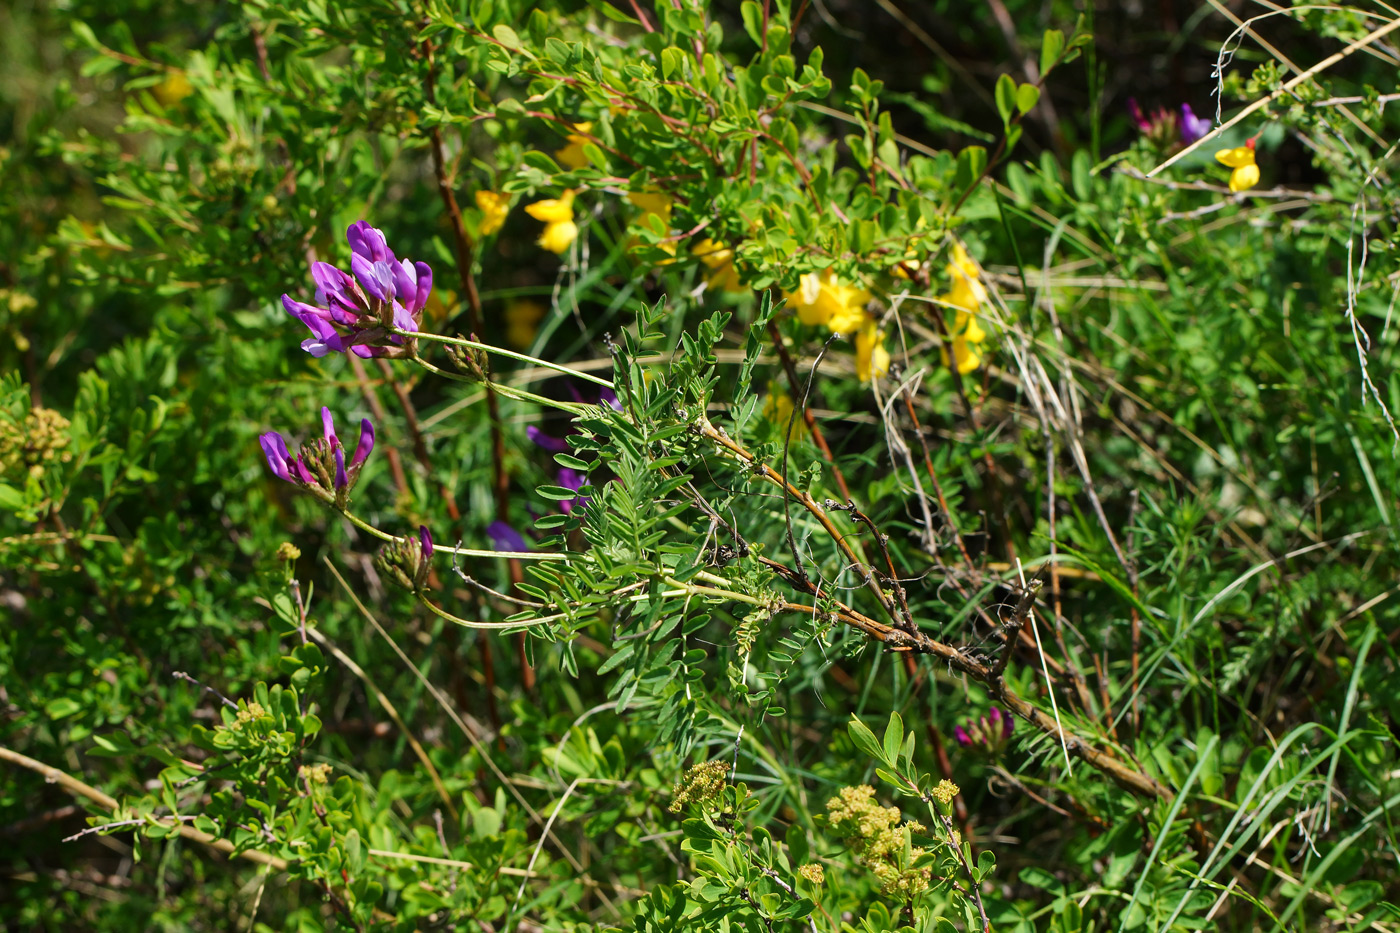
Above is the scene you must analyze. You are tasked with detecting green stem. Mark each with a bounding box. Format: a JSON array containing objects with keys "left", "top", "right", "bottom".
[
  {"left": 394, "top": 327, "right": 615, "bottom": 390},
  {"left": 410, "top": 353, "right": 589, "bottom": 413},
  {"left": 339, "top": 509, "right": 572, "bottom": 562}
]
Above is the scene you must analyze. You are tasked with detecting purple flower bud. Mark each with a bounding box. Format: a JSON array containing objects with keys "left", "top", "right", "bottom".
[
  {"left": 527, "top": 425, "right": 571, "bottom": 453},
  {"left": 351, "top": 418, "right": 374, "bottom": 468},
  {"left": 953, "top": 726, "right": 972, "bottom": 747},
  {"left": 1127, "top": 97, "right": 1150, "bottom": 132},
  {"left": 260, "top": 432, "right": 294, "bottom": 482},
  {"left": 600, "top": 388, "right": 623, "bottom": 411},
  {"left": 1180, "top": 103, "right": 1211, "bottom": 144},
  {"left": 487, "top": 521, "right": 530, "bottom": 552},
  {"left": 334, "top": 446, "right": 348, "bottom": 490},
  {"left": 419, "top": 525, "right": 433, "bottom": 560},
  {"left": 321, "top": 407, "right": 340, "bottom": 447}
]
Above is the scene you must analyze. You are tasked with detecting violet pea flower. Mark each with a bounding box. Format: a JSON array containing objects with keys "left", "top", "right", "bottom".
[
  {"left": 280, "top": 221, "right": 433, "bottom": 358},
  {"left": 557, "top": 467, "right": 591, "bottom": 514},
  {"left": 1180, "top": 104, "right": 1211, "bottom": 144},
  {"left": 487, "top": 521, "right": 530, "bottom": 553}
]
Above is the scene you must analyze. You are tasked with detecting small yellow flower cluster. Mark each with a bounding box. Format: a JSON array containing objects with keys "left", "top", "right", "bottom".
[
  {"left": 798, "top": 863, "right": 825, "bottom": 886},
  {"left": 276, "top": 542, "right": 302, "bottom": 562},
  {"left": 669, "top": 759, "right": 729, "bottom": 813},
  {"left": 786, "top": 271, "right": 889, "bottom": 383},
  {"left": 937, "top": 243, "right": 990, "bottom": 374},
  {"left": 1215, "top": 141, "right": 1259, "bottom": 193},
  {"left": 234, "top": 701, "right": 269, "bottom": 726},
  {"left": 525, "top": 190, "right": 579, "bottom": 255},
  {"left": 825, "top": 785, "right": 931, "bottom": 899},
  {"left": 931, "top": 779, "right": 960, "bottom": 807},
  {"left": 298, "top": 763, "right": 333, "bottom": 785},
  {"left": 475, "top": 190, "right": 510, "bottom": 236},
  {"left": 0, "top": 407, "right": 72, "bottom": 478}
]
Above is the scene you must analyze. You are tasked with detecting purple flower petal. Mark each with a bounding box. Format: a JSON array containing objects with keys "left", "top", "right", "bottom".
[
  {"left": 418, "top": 525, "right": 433, "bottom": 560},
  {"left": 347, "top": 221, "right": 394, "bottom": 264},
  {"left": 558, "top": 467, "right": 591, "bottom": 514},
  {"left": 411, "top": 261, "right": 432, "bottom": 313},
  {"left": 334, "top": 446, "right": 347, "bottom": 490},
  {"left": 351, "top": 418, "right": 374, "bottom": 468},
  {"left": 391, "top": 300, "right": 418, "bottom": 333},
  {"left": 487, "top": 521, "right": 529, "bottom": 553},
  {"left": 311, "top": 262, "right": 361, "bottom": 317},
  {"left": 599, "top": 388, "right": 623, "bottom": 411},
  {"left": 291, "top": 457, "right": 316, "bottom": 484},
  {"left": 351, "top": 254, "right": 396, "bottom": 302},
  {"left": 1127, "top": 97, "right": 1149, "bottom": 132},
  {"left": 527, "top": 425, "right": 571, "bottom": 453},
  {"left": 260, "top": 432, "right": 293, "bottom": 482},
  {"left": 321, "top": 407, "right": 340, "bottom": 447},
  {"left": 1180, "top": 103, "right": 1210, "bottom": 144},
  {"left": 953, "top": 726, "right": 972, "bottom": 747}
]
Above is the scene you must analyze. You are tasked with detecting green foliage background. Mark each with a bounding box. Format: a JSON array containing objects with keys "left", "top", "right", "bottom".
[{"left": 2, "top": 0, "right": 1399, "bottom": 930}]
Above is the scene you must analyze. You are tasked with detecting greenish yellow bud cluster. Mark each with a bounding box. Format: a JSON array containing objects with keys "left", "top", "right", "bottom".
[
  {"left": 825, "top": 785, "right": 930, "bottom": 900},
  {"left": 235, "top": 701, "right": 268, "bottom": 725},
  {"left": 276, "top": 542, "right": 302, "bottom": 562},
  {"left": 798, "top": 863, "right": 825, "bottom": 886},
  {"left": 931, "top": 779, "right": 960, "bottom": 807},
  {"left": 0, "top": 407, "right": 72, "bottom": 477},
  {"left": 668, "top": 759, "right": 729, "bottom": 813},
  {"left": 299, "top": 762, "right": 333, "bottom": 785}
]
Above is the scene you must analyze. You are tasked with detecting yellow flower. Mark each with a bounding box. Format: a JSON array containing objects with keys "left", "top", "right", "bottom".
[
  {"left": 554, "top": 122, "right": 594, "bottom": 170},
  {"left": 959, "top": 309, "right": 986, "bottom": 345},
  {"left": 1215, "top": 143, "right": 1259, "bottom": 193},
  {"left": 153, "top": 72, "right": 193, "bottom": 107},
  {"left": 525, "top": 189, "right": 575, "bottom": 224},
  {"left": 628, "top": 189, "right": 672, "bottom": 220},
  {"left": 942, "top": 335, "right": 982, "bottom": 374},
  {"left": 475, "top": 190, "right": 510, "bottom": 236},
  {"left": 938, "top": 243, "right": 987, "bottom": 313},
  {"left": 504, "top": 299, "right": 546, "bottom": 350},
  {"left": 855, "top": 321, "right": 891, "bottom": 382},
  {"left": 761, "top": 380, "right": 805, "bottom": 438},
  {"left": 787, "top": 270, "right": 871, "bottom": 334},
  {"left": 692, "top": 238, "right": 744, "bottom": 292},
  {"left": 537, "top": 220, "right": 578, "bottom": 254}
]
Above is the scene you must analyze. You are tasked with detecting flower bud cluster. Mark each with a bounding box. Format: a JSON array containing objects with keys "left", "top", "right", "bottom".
[
  {"left": 668, "top": 759, "right": 729, "bottom": 813},
  {"left": 375, "top": 526, "right": 435, "bottom": 592},
  {"left": 260, "top": 407, "right": 374, "bottom": 508},
  {"left": 953, "top": 706, "right": 1014, "bottom": 755},
  {"left": 825, "top": 785, "right": 931, "bottom": 900}
]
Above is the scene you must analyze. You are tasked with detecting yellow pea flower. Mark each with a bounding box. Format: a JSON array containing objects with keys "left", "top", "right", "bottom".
[
  {"left": 526, "top": 190, "right": 579, "bottom": 254},
  {"left": 944, "top": 335, "right": 982, "bottom": 374},
  {"left": 524, "top": 189, "right": 575, "bottom": 224},
  {"left": 504, "top": 299, "right": 546, "bottom": 350},
  {"left": 1215, "top": 141, "right": 1259, "bottom": 193},
  {"left": 787, "top": 270, "right": 871, "bottom": 334},
  {"left": 938, "top": 243, "right": 988, "bottom": 313},
  {"left": 761, "top": 380, "right": 805, "bottom": 438},
  {"left": 627, "top": 189, "right": 672, "bottom": 221},
  {"left": 537, "top": 220, "right": 578, "bottom": 254},
  {"left": 554, "top": 122, "right": 594, "bottom": 170},
  {"left": 475, "top": 190, "right": 510, "bottom": 236},
  {"left": 855, "top": 321, "right": 891, "bottom": 382},
  {"left": 692, "top": 238, "right": 744, "bottom": 292}
]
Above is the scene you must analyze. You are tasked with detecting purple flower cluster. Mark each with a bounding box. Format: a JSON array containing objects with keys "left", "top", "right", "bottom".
[
  {"left": 282, "top": 221, "right": 433, "bottom": 359},
  {"left": 260, "top": 407, "right": 374, "bottom": 506},
  {"left": 1128, "top": 100, "right": 1211, "bottom": 149},
  {"left": 954, "top": 706, "right": 1014, "bottom": 753}
]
